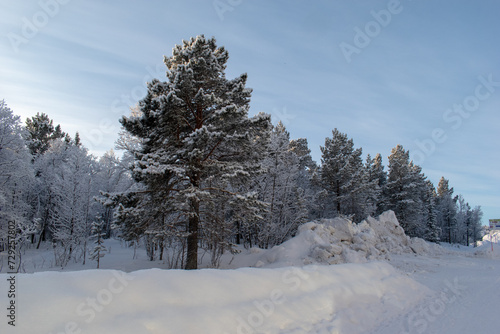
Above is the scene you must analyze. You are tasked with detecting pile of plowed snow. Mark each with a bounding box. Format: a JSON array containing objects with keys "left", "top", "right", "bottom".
[
  {"left": 481, "top": 230, "right": 500, "bottom": 243},
  {"left": 254, "top": 211, "right": 445, "bottom": 268},
  {"left": 473, "top": 230, "right": 500, "bottom": 259}
]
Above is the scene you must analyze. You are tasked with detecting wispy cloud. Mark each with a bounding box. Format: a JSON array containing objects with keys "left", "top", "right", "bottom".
[{"left": 1, "top": 0, "right": 499, "bottom": 221}]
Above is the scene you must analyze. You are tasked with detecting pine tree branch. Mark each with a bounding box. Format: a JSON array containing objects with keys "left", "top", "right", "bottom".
[
  {"left": 180, "top": 115, "right": 195, "bottom": 131},
  {"left": 202, "top": 139, "right": 223, "bottom": 162},
  {"left": 200, "top": 187, "right": 238, "bottom": 196}
]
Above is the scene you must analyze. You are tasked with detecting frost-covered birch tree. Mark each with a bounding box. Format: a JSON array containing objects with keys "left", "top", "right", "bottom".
[
  {"left": 248, "top": 122, "right": 310, "bottom": 248},
  {"left": 0, "top": 100, "right": 35, "bottom": 255},
  {"left": 35, "top": 139, "right": 97, "bottom": 267}
]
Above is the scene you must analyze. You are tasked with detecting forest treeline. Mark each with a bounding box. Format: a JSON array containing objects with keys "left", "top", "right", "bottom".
[{"left": 0, "top": 36, "right": 483, "bottom": 270}]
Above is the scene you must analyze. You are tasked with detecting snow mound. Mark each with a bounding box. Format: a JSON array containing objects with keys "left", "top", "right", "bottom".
[
  {"left": 257, "top": 211, "right": 442, "bottom": 267},
  {"left": 481, "top": 230, "right": 500, "bottom": 243},
  {"left": 0, "top": 262, "right": 430, "bottom": 334},
  {"left": 473, "top": 231, "right": 500, "bottom": 259}
]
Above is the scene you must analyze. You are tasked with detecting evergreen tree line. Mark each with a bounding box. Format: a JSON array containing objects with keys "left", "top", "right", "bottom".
[{"left": 0, "top": 36, "right": 483, "bottom": 270}]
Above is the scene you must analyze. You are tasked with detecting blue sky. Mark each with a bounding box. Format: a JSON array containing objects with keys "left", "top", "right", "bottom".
[{"left": 1, "top": 0, "right": 499, "bottom": 225}]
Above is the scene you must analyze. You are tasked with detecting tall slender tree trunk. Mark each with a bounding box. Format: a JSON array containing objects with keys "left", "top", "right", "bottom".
[
  {"left": 336, "top": 180, "right": 341, "bottom": 214},
  {"left": 186, "top": 168, "right": 201, "bottom": 270},
  {"left": 466, "top": 224, "right": 470, "bottom": 246},
  {"left": 36, "top": 221, "right": 47, "bottom": 249},
  {"left": 236, "top": 221, "right": 241, "bottom": 245},
  {"left": 37, "top": 193, "right": 52, "bottom": 249},
  {"left": 448, "top": 215, "right": 451, "bottom": 244},
  {"left": 186, "top": 198, "right": 199, "bottom": 269}
]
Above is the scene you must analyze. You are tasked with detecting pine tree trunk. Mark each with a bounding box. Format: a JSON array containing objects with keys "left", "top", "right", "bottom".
[
  {"left": 97, "top": 245, "right": 100, "bottom": 269},
  {"left": 104, "top": 207, "right": 112, "bottom": 239},
  {"left": 466, "top": 225, "right": 469, "bottom": 246},
  {"left": 83, "top": 238, "right": 87, "bottom": 265},
  {"left": 336, "top": 180, "right": 341, "bottom": 214},
  {"left": 447, "top": 215, "right": 451, "bottom": 243},
  {"left": 236, "top": 221, "right": 241, "bottom": 245},
  {"left": 159, "top": 241, "right": 164, "bottom": 261},
  {"left": 186, "top": 198, "right": 199, "bottom": 269}
]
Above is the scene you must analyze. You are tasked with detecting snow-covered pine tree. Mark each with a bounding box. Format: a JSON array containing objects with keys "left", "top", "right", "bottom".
[
  {"left": 455, "top": 195, "right": 472, "bottom": 246},
  {"left": 470, "top": 206, "right": 483, "bottom": 247},
  {"left": 385, "top": 145, "right": 428, "bottom": 237},
  {"left": 98, "top": 107, "right": 151, "bottom": 256},
  {"left": 289, "top": 137, "right": 318, "bottom": 220},
  {"left": 320, "top": 129, "right": 367, "bottom": 222},
  {"left": 385, "top": 145, "right": 411, "bottom": 225},
  {"left": 423, "top": 180, "right": 440, "bottom": 243},
  {"left": 24, "top": 112, "right": 65, "bottom": 157},
  {"left": 409, "top": 162, "right": 429, "bottom": 237},
  {"left": 367, "top": 153, "right": 387, "bottom": 215},
  {"left": 436, "top": 176, "right": 458, "bottom": 243},
  {"left": 363, "top": 154, "right": 385, "bottom": 217},
  {"left": 119, "top": 35, "right": 271, "bottom": 269}
]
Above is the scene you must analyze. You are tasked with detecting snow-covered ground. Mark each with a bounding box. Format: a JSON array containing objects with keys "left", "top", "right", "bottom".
[
  {"left": 1, "top": 213, "right": 500, "bottom": 333},
  {"left": 373, "top": 251, "right": 500, "bottom": 333}
]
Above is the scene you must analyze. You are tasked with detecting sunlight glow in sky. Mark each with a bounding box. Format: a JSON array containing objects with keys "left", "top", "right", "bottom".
[{"left": 1, "top": 0, "right": 499, "bottom": 224}]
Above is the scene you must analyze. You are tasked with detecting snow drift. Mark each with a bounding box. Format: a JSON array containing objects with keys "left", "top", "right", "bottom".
[
  {"left": 254, "top": 211, "right": 443, "bottom": 268},
  {"left": 473, "top": 230, "right": 500, "bottom": 259},
  {"left": 0, "top": 262, "right": 429, "bottom": 334},
  {"left": 0, "top": 211, "right": 449, "bottom": 333}
]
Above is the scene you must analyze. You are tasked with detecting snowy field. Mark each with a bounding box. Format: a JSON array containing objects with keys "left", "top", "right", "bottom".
[{"left": 1, "top": 213, "right": 500, "bottom": 334}]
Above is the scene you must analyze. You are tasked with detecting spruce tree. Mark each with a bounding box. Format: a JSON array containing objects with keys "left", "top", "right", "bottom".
[
  {"left": 89, "top": 217, "right": 107, "bottom": 269},
  {"left": 119, "top": 35, "right": 270, "bottom": 269}
]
